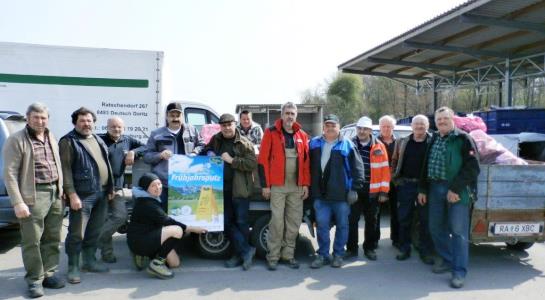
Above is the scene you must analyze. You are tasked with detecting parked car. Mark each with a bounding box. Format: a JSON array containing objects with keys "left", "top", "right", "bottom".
[
  {"left": 340, "top": 124, "right": 413, "bottom": 140},
  {"left": 0, "top": 111, "right": 28, "bottom": 228}
]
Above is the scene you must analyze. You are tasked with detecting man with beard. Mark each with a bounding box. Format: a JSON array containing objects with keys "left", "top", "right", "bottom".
[{"left": 59, "top": 107, "right": 114, "bottom": 284}]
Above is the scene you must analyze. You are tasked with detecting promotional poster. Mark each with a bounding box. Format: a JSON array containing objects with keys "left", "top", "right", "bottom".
[{"left": 168, "top": 155, "right": 224, "bottom": 232}]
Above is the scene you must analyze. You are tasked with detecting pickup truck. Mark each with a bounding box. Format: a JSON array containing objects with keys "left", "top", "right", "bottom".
[
  {"left": 0, "top": 111, "right": 28, "bottom": 228},
  {"left": 472, "top": 164, "right": 545, "bottom": 250}
]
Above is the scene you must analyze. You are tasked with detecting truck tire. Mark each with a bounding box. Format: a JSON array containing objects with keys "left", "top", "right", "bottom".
[
  {"left": 193, "top": 232, "right": 231, "bottom": 259},
  {"left": 250, "top": 214, "right": 271, "bottom": 259},
  {"left": 505, "top": 241, "right": 534, "bottom": 251}
]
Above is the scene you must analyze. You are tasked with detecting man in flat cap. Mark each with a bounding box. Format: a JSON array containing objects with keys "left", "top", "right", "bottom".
[{"left": 201, "top": 113, "right": 257, "bottom": 270}]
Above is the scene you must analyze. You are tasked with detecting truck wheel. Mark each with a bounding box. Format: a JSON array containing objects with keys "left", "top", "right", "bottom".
[
  {"left": 250, "top": 214, "right": 271, "bottom": 259},
  {"left": 505, "top": 242, "right": 534, "bottom": 251},
  {"left": 193, "top": 232, "right": 231, "bottom": 259}
]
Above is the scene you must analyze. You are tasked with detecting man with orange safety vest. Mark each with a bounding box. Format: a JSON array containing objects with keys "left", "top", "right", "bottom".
[{"left": 346, "top": 116, "right": 391, "bottom": 261}]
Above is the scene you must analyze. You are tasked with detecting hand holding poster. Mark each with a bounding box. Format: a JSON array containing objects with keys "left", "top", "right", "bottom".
[{"left": 168, "top": 155, "right": 224, "bottom": 232}]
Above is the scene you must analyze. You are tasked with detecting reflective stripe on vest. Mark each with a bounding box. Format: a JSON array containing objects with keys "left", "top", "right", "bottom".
[{"left": 370, "top": 161, "right": 389, "bottom": 168}]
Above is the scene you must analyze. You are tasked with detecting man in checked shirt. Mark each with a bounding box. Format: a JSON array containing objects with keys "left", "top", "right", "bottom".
[{"left": 3, "top": 103, "right": 65, "bottom": 298}]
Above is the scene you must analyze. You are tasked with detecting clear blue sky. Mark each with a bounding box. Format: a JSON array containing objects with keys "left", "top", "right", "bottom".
[{"left": 0, "top": 0, "right": 462, "bottom": 114}]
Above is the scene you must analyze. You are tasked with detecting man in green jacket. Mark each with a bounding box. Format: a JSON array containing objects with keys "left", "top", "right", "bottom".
[
  {"left": 3, "top": 103, "right": 65, "bottom": 298},
  {"left": 418, "top": 106, "right": 480, "bottom": 289},
  {"left": 201, "top": 113, "right": 257, "bottom": 270}
]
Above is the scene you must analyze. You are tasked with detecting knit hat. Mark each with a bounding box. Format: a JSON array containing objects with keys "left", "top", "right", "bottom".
[{"left": 138, "top": 172, "right": 160, "bottom": 191}]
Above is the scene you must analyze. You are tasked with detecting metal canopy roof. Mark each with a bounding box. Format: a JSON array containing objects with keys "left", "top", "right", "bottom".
[{"left": 338, "top": 0, "right": 545, "bottom": 106}]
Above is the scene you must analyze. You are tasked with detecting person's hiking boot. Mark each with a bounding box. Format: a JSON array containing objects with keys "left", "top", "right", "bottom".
[
  {"left": 147, "top": 257, "right": 174, "bottom": 279},
  {"left": 343, "top": 249, "right": 358, "bottom": 259},
  {"left": 267, "top": 260, "right": 278, "bottom": 271},
  {"left": 42, "top": 275, "right": 65, "bottom": 289},
  {"left": 450, "top": 276, "right": 465, "bottom": 288},
  {"left": 280, "top": 258, "right": 300, "bottom": 269},
  {"left": 310, "top": 255, "right": 329, "bottom": 269},
  {"left": 133, "top": 254, "right": 150, "bottom": 271},
  {"left": 396, "top": 251, "right": 411, "bottom": 261},
  {"left": 419, "top": 253, "right": 435, "bottom": 265},
  {"left": 28, "top": 283, "right": 44, "bottom": 298},
  {"left": 432, "top": 257, "right": 451, "bottom": 274},
  {"left": 101, "top": 251, "right": 117, "bottom": 264},
  {"left": 224, "top": 255, "right": 242, "bottom": 268},
  {"left": 81, "top": 248, "right": 109, "bottom": 273},
  {"left": 364, "top": 249, "right": 377, "bottom": 261},
  {"left": 242, "top": 247, "right": 256, "bottom": 271},
  {"left": 67, "top": 254, "right": 81, "bottom": 284},
  {"left": 331, "top": 255, "right": 343, "bottom": 268}
]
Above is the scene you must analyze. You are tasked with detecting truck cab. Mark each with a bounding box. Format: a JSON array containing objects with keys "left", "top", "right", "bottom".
[{"left": 0, "top": 112, "right": 28, "bottom": 228}]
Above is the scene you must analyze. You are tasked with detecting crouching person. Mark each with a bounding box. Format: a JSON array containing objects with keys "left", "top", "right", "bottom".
[
  {"left": 309, "top": 114, "right": 365, "bottom": 269},
  {"left": 127, "top": 173, "right": 206, "bottom": 279}
]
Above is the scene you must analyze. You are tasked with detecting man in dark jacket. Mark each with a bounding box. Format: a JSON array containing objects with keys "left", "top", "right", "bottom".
[
  {"left": 97, "top": 117, "right": 147, "bottom": 263},
  {"left": 418, "top": 106, "right": 480, "bottom": 289},
  {"left": 309, "top": 114, "right": 365, "bottom": 269},
  {"left": 391, "top": 115, "right": 434, "bottom": 264},
  {"left": 59, "top": 107, "right": 114, "bottom": 284},
  {"left": 144, "top": 102, "right": 204, "bottom": 211},
  {"left": 202, "top": 113, "right": 257, "bottom": 270}
]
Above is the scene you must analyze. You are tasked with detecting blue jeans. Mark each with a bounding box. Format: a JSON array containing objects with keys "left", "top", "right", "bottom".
[
  {"left": 314, "top": 199, "right": 350, "bottom": 258},
  {"left": 397, "top": 181, "right": 433, "bottom": 255},
  {"left": 224, "top": 190, "right": 250, "bottom": 257},
  {"left": 428, "top": 181, "right": 470, "bottom": 278}
]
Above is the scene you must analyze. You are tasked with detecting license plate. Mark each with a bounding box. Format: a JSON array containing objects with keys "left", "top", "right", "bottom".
[{"left": 492, "top": 223, "right": 543, "bottom": 235}]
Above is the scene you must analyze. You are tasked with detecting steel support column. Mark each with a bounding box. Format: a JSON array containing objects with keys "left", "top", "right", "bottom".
[
  {"left": 498, "top": 81, "right": 503, "bottom": 107},
  {"left": 433, "top": 77, "right": 439, "bottom": 111},
  {"left": 504, "top": 58, "right": 513, "bottom": 106}
]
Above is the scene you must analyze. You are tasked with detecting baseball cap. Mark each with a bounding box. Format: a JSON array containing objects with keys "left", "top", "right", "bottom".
[
  {"left": 324, "top": 114, "right": 340, "bottom": 124},
  {"left": 219, "top": 113, "right": 236, "bottom": 124},
  {"left": 166, "top": 102, "right": 183, "bottom": 113},
  {"left": 356, "top": 116, "right": 373, "bottom": 129}
]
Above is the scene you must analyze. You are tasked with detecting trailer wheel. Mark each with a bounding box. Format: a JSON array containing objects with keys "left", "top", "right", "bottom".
[
  {"left": 193, "top": 232, "right": 231, "bottom": 259},
  {"left": 250, "top": 214, "right": 271, "bottom": 259},
  {"left": 506, "top": 241, "right": 534, "bottom": 251}
]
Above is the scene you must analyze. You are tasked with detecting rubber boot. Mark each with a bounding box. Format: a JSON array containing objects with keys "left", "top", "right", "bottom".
[
  {"left": 67, "top": 254, "right": 81, "bottom": 284},
  {"left": 81, "top": 248, "right": 109, "bottom": 273}
]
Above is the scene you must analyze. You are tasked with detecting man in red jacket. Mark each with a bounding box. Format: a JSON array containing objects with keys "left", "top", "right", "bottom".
[{"left": 258, "top": 102, "right": 310, "bottom": 271}]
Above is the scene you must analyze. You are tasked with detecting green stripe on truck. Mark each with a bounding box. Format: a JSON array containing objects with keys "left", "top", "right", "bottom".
[{"left": 0, "top": 73, "right": 149, "bottom": 88}]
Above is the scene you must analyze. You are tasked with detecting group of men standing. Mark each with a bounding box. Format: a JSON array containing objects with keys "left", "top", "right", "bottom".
[
  {"left": 3, "top": 101, "right": 479, "bottom": 297},
  {"left": 3, "top": 104, "right": 148, "bottom": 297},
  {"left": 254, "top": 102, "right": 479, "bottom": 290}
]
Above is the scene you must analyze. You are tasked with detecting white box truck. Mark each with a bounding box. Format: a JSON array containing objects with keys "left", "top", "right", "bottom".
[{"left": 0, "top": 42, "right": 163, "bottom": 141}]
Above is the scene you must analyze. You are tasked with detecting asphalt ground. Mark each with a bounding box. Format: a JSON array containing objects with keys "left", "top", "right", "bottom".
[{"left": 1, "top": 216, "right": 544, "bottom": 300}]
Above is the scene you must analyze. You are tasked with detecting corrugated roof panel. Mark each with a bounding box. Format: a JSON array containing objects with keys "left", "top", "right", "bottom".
[{"left": 472, "top": 0, "right": 541, "bottom": 17}]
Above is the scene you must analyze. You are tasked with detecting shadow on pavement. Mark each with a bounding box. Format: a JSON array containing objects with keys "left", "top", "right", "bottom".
[
  {"left": 0, "top": 227, "right": 20, "bottom": 254},
  {"left": 0, "top": 226, "right": 543, "bottom": 300}
]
